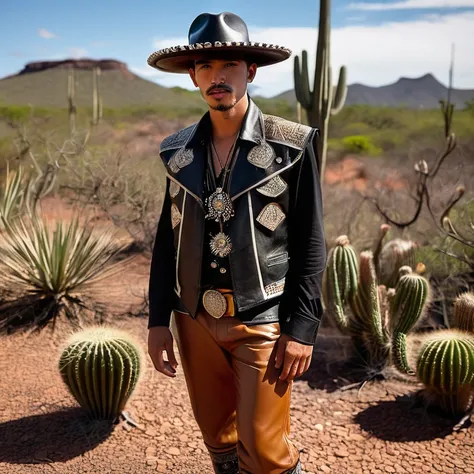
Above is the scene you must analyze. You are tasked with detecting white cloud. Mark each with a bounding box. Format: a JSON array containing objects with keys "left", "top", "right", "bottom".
[
  {"left": 69, "top": 48, "right": 88, "bottom": 58},
  {"left": 137, "top": 12, "right": 474, "bottom": 97},
  {"left": 38, "top": 28, "right": 57, "bottom": 39},
  {"left": 347, "top": 0, "right": 474, "bottom": 10}
]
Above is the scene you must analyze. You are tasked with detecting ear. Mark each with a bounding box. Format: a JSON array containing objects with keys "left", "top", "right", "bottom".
[
  {"left": 189, "top": 67, "right": 198, "bottom": 87},
  {"left": 247, "top": 63, "right": 257, "bottom": 83}
]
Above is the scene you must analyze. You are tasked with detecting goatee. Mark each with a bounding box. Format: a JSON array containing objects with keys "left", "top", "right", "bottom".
[{"left": 210, "top": 100, "right": 236, "bottom": 112}]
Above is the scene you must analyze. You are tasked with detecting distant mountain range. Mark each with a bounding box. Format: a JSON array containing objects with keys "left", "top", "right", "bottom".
[
  {"left": 275, "top": 73, "right": 474, "bottom": 109},
  {"left": 0, "top": 60, "right": 473, "bottom": 109}
]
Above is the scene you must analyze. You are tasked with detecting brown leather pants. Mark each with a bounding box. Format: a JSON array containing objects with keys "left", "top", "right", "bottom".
[{"left": 172, "top": 309, "right": 301, "bottom": 474}]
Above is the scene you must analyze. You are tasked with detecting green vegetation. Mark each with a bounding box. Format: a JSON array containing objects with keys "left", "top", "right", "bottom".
[
  {"left": 58, "top": 326, "right": 144, "bottom": 420},
  {"left": 341, "top": 135, "right": 382, "bottom": 156},
  {"left": 322, "top": 232, "right": 429, "bottom": 376}
]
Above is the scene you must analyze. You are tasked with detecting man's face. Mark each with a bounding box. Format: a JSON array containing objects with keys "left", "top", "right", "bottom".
[{"left": 189, "top": 58, "right": 257, "bottom": 111}]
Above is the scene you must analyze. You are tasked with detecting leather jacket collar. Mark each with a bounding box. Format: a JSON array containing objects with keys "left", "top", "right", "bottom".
[
  {"left": 185, "top": 94, "right": 264, "bottom": 149},
  {"left": 163, "top": 96, "right": 279, "bottom": 206}
]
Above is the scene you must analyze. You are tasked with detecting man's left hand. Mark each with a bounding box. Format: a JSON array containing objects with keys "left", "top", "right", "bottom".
[{"left": 274, "top": 334, "right": 312, "bottom": 382}]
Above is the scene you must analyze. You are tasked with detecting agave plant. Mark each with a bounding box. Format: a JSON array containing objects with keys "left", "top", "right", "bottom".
[
  {"left": 0, "top": 211, "right": 128, "bottom": 332},
  {"left": 0, "top": 163, "right": 25, "bottom": 229},
  {"left": 415, "top": 329, "right": 474, "bottom": 416},
  {"left": 322, "top": 234, "right": 430, "bottom": 377},
  {"left": 58, "top": 326, "right": 144, "bottom": 421}
]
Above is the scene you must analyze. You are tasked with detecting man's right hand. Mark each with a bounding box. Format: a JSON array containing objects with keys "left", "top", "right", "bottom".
[{"left": 148, "top": 326, "right": 179, "bottom": 377}]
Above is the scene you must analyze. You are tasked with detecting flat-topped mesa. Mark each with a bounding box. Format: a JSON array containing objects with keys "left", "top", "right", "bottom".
[{"left": 17, "top": 59, "right": 135, "bottom": 78}]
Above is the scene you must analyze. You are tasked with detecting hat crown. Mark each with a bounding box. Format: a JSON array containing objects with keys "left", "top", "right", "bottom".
[{"left": 188, "top": 12, "right": 250, "bottom": 45}]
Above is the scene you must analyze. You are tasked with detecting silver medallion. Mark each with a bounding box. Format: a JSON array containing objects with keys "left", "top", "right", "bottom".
[
  {"left": 171, "top": 204, "right": 182, "bottom": 229},
  {"left": 168, "top": 147, "right": 194, "bottom": 174},
  {"left": 205, "top": 187, "right": 234, "bottom": 222},
  {"left": 247, "top": 141, "right": 276, "bottom": 169},
  {"left": 256, "top": 175, "right": 287, "bottom": 198},
  {"left": 174, "top": 147, "right": 194, "bottom": 169},
  {"left": 169, "top": 181, "right": 180, "bottom": 198},
  {"left": 168, "top": 155, "right": 180, "bottom": 174},
  {"left": 202, "top": 289, "right": 227, "bottom": 319},
  {"left": 256, "top": 202, "right": 286, "bottom": 231},
  {"left": 265, "top": 278, "right": 286, "bottom": 297},
  {"left": 210, "top": 232, "right": 232, "bottom": 258}
]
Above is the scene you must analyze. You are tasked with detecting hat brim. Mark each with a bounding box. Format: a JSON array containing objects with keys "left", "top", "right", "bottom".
[{"left": 147, "top": 41, "right": 291, "bottom": 73}]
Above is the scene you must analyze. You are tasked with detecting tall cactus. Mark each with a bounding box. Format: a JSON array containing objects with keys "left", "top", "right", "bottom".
[
  {"left": 67, "top": 66, "right": 76, "bottom": 137},
  {"left": 92, "top": 66, "right": 102, "bottom": 126},
  {"left": 322, "top": 235, "right": 430, "bottom": 374},
  {"left": 390, "top": 266, "right": 430, "bottom": 375},
  {"left": 294, "top": 0, "right": 347, "bottom": 182},
  {"left": 58, "top": 326, "right": 143, "bottom": 421}
]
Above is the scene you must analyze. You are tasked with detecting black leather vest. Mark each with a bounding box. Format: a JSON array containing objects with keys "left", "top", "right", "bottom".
[{"left": 160, "top": 98, "right": 316, "bottom": 319}]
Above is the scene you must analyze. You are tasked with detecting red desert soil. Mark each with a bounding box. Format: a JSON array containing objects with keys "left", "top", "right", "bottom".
[{"left": 0, "top": 199, "right": 473, "bottom": 474}]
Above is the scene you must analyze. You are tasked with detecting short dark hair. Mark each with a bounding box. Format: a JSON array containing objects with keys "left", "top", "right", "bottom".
[{"left": 191, "top": 54, "right": 253, "bottom": 69}]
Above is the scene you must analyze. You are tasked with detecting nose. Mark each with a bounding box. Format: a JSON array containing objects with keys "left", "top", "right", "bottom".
[{"left": 211, "top": 66, "right": 226, "bottom": 85}]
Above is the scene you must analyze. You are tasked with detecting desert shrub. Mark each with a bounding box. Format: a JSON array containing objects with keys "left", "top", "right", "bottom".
[
  {"left": 0, "top": 212, "right": 129, "bottom": 333},
  {"left": 342, "top": 135, "right": 382, "bottom": 156}
]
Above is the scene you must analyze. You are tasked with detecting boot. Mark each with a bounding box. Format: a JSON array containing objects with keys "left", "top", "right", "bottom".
[{"left": 209, "top": 448, "right": 240, "bottom": 474}]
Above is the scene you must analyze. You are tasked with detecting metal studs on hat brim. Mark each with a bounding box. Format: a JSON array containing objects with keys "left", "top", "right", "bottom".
[{"left": 147, "top": 41, "right": 292, "bottom": 74}]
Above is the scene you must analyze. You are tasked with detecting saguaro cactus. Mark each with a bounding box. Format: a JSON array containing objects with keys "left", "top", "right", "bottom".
[
  {"left": 67, "top": 67, "right": 76, "bottom": 137},
  {"left": 294, "top": 0, "right": 347, "bottom": 182},
  {"left": 92, "top": 66, "right": 102, "bottom": 125},
  {"left": 58, "top": 326, "right": 143, "bottom": 421}
]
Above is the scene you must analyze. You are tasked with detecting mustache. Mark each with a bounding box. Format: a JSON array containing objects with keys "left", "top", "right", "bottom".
[{"left": 206, "top": 83, "right": 233, "bottom": 95}]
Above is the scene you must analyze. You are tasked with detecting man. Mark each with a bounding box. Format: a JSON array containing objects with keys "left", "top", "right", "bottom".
[{"left": 147, "top": 11, "right": 326, "bottom": 474}]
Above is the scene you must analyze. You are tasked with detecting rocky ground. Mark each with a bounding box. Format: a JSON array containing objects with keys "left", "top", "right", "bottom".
[{"left": 0, "top": 252, "right": 473, "bottom": 474}]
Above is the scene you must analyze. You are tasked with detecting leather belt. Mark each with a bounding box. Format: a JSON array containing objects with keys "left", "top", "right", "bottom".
[{"left": 202, "top": 288, "right": 235, "bottom": 319}]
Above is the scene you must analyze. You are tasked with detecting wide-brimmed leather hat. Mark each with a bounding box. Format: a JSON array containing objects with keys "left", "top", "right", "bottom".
[{"left": 147, "top": 12, "right": 291, "bottom": 73}]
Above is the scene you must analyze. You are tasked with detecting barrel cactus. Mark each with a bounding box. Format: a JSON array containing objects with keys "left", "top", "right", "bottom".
[
  {"left": 416, "top": 330, "right": 474, "bottom": 415},
  {"left": 322, "top": 235, "right": 430, "bottom": 375},
  {"left": 452, "top": 292, "right": 474, "bottom": 333},
  {"left": 58, "top": 326, "right": 144, "bottom": 421}
]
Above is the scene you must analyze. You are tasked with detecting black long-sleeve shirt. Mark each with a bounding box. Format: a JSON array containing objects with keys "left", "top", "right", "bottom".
[{"left": 148, "top": 130, "right": 327, "bottom": 346}]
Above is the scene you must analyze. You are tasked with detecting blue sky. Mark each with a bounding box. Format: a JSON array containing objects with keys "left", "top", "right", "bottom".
[{"left": 2, "top": 0, "right": 474, "bottom": 97}]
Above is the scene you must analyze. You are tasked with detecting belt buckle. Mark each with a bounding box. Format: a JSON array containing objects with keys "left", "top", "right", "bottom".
[{"left": 203, "top": 289, "right": 227, "bottom": 319}]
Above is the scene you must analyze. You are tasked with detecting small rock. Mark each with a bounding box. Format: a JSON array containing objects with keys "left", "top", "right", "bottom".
[
  {"left": 143, "top": 412, "right": 156, "bottom": 422},
  {"left": 145, "top": 428, "right": 157, "bottom": 437},
  {"left": 160, "top": 421, "right": 172, "bottom": 434},
  {"left": 167, "top": 447, "right": 180, "bottom": 456},
  {"left": 335, "top": 449, "right": 350, "bottom": 458},
  {"left": 314, "top": 424, "right": 324, "bottom": 431}
]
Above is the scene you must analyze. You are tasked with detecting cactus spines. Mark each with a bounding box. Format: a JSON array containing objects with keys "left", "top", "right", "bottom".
[
  {"left": 58, "top": 326, "right": 143, "bottom": 420},
  {"left": 453, "top": 292, "right": 474, "bottom": 333},
  {"left": 350, "top": 251, "right": 384, "bottom": 341},
  {"left": 390, "top": 270, "right": 430, "bottom": 374},
  {"left": 416, "top": 330, "right": 474, "bottom": 415},
  {"left": 376, "top": 238, "right": 418, "bottom": 289},
  {"left": 322, "top": 235, "right": 358, "bottom": 331},
  {"left": 293, "top": 0, "right": 347, "bottom": 182}
]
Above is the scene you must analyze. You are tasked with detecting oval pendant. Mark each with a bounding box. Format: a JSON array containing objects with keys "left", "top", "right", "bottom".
[
  {"left": 210, "top": 232, "right": 232, "bottom": 258},
  {"left": 205, "top": 187, "right": 234, "bottom": 222}
]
